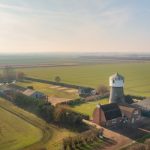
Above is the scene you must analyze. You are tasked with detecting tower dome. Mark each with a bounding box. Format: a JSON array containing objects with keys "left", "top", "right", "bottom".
[
  {"left": 109, "top": 73, "right": 125, "bottom": 104},
  {"left": 109, "top": 73, "right": 124, "bottom": 87}
]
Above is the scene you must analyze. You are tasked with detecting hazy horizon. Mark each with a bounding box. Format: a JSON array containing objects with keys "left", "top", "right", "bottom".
[{"left": 0, "top": 0, "right": 150, "bottom": 53}]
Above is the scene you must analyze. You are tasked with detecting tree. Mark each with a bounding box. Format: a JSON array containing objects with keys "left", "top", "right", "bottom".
[
  {"left": 3, "top": 66, "right": 16, "bottom": 82},
  {"left": 54, "top": 76, "right": 61, "bottom": 83},
  {"left": 16, "top": 72, "right": 25, "bottom": 81},
  {"left": 124, "top": 95, "right": 134, "bottom": 104},
  {"left": 96, "top": 84, "right": 109, "bottom": 95}
]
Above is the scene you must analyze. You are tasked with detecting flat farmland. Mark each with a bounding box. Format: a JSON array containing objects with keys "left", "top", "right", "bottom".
[
  {"left": 18, "top": 62, "right": 150, "bottom": 97},
  {"left": 0, "top": 103, "right": 42, "bottom": 150},
  {"left": 0, "top": 98, "right": 75, "bottom": 150}
]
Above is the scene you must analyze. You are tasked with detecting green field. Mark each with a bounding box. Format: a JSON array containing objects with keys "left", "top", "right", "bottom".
[
  {"left": 0, "top": 104, "right": 42, "bottom": 150},
  {"left": 16, "top": 81, "right": 78, "bottom": 99},
  {"left": 71, "top": 98, "right": 108, "bottom": 118},
  {"left": 18, "top": 62, "right": 150, "bottom": 97},
  {"left": 0, "top": 98, "right": 75, "bottom": 150}
]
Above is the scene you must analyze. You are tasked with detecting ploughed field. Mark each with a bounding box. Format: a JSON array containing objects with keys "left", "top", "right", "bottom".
[
  {"left": 18, "top": 62, "right": 150, "bottom": 97},
  {"left": 0, "top": 98, "right": 75, "bottom": 150}
]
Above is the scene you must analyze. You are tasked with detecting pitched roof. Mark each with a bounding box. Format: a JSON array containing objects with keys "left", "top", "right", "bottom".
[
  {"left": 119, "top": 105, "right": 136, "bottom": 113},
  {"left": 22, "top": 89, "right": 36, "bottom": 96},
  {"left": 100, "top": 103, "right": 122, "bottom": 120}
]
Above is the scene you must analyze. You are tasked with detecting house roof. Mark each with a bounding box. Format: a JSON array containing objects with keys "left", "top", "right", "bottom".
[
  {"left": 22, "top": 89, "right": 36, "bottom": 96},
  {"left": 119, "top": 105, "right": 137, "bottom": 113},
  {"left": 100, "top": 103, "right": 122, "bottom": 120},
  {"left": 132, "top": 99, "right": 150, "bottom": 111}
]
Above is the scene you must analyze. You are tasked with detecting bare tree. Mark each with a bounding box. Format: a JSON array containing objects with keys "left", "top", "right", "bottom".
[
  {"left": 96, "top": 84, "right": 109, "bottom": 95},
  {"left": 3, "top": 66, "right": 16, "bottom": 82},
  {"left": 16, "top": 72, "right": 25, "bottom": 81}
]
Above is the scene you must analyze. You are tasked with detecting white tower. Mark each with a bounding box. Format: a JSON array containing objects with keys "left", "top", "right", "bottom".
[{"left": 109, "top": 73, "right": 125, "bottom": 104}]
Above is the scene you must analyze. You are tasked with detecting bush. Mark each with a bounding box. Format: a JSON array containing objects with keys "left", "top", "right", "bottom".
[
  {"left": 62, "top": 129, "right": 101, "bottom": 150},
  {"left": 54, "top": 105, "right": 89, "bottom": 131}
]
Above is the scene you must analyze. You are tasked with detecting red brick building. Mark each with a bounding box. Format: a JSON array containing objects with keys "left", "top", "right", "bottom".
[{"left": 93, "top": 103, "right": 122, "bottom": 127}]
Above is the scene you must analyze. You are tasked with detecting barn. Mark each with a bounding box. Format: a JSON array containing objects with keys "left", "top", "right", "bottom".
[{"left": 93, "top": 103, "right": 122, "bottom": 127}]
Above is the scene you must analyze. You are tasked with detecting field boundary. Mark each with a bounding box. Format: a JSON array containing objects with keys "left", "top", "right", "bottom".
[{"left": 25, "top": 77, "right": 91, "bottom": 89}]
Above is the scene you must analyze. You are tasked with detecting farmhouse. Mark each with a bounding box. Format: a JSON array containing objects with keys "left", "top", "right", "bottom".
[
  {"left": 93, "top": 103, "right": 122, "bottom": 127},
  {"left": 22, "top": 89, "right": 46, "bottom": 100},
  {"left": 93, "top": 103, "right": 141, "bottom": 127}
]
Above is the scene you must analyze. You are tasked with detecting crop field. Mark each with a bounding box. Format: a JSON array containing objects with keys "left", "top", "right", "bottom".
[
  {"left": 71, "top": 98, "right": 108, "bottom": 118},
  {"left": 0, "top": 98, "right": 75, "bottom": 150},
  {"left": 18, "top": 62, "right": 150, "bottom": 97}
]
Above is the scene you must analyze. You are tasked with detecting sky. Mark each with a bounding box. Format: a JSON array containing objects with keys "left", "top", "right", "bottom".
[{"left": 0, "top": 0, "right": 150, "bottom": 54}]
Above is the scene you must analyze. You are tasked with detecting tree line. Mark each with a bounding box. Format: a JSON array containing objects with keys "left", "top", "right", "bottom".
[
  {"left": 62, "top": 129, "right": 102, "bottom": 150},
  {"left": 13, "top": 93, "right": 89, "bottom": 131}
]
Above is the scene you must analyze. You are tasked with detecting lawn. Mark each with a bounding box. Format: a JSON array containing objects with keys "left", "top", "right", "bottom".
[
  {"left": 18, "top": 62, "right": 150, "bottom": 97},
  {"left": 71, "top": 98, "right": 109, "bottom": 118},
  {"left": 0, "top": 98, "right": 75, "bottom": 150}
]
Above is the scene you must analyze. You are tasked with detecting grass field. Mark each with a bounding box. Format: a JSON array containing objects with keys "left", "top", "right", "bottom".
[
  {"left": 18, "top": 62, "right": 150, "bottom": 97},
  {"left": 16, "top": 81, "right": 78, "bottom": 99},
  {"left": 0, "top": 102, "right": 42, "bottom": 150},
  {"left": 71, "top": 98, "right": 108, "bottom": 118},
  {"left": 0, "top": 98, "right": 75, "bottom": 150}
]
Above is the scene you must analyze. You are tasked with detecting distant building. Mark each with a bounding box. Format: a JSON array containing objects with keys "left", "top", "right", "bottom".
[
  {"left": 78, "top": 87, "right": 96, "bottom": 97},
  {"left": 109, "top": 73, "right": 125, "bottom": 104},
  {"left": 22, "top": 89, "right": 46, "bottom": 100},
  {"left": 93, "top": 103, "right": 122, "bottom": 127}
]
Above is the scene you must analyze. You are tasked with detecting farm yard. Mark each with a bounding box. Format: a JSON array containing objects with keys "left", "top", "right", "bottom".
[
  {"left": 0, "top": 98, "right": 75, "bottom": 150},
  {"left": 18, "top": 62, "right": 150, "bottom": 97}
]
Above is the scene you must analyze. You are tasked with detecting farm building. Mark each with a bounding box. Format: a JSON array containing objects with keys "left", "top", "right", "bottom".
[
  {"left": 132, "top": 99, "right": 150, "bottom": 117},
  {"left": 93, "top": 103, "right": 122, "bottom": 127},
  {"left": 119, "top": 105, "right": 141, "bottom": 124},
  {"left": 78, "top": 87, "right": 96, "bottom": 97},
  {"left": 93, "top": 103, "right": 141, "bottom": 127},
  {"left": 22, "top": 89, "right": 47, "bottom": 100}
]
